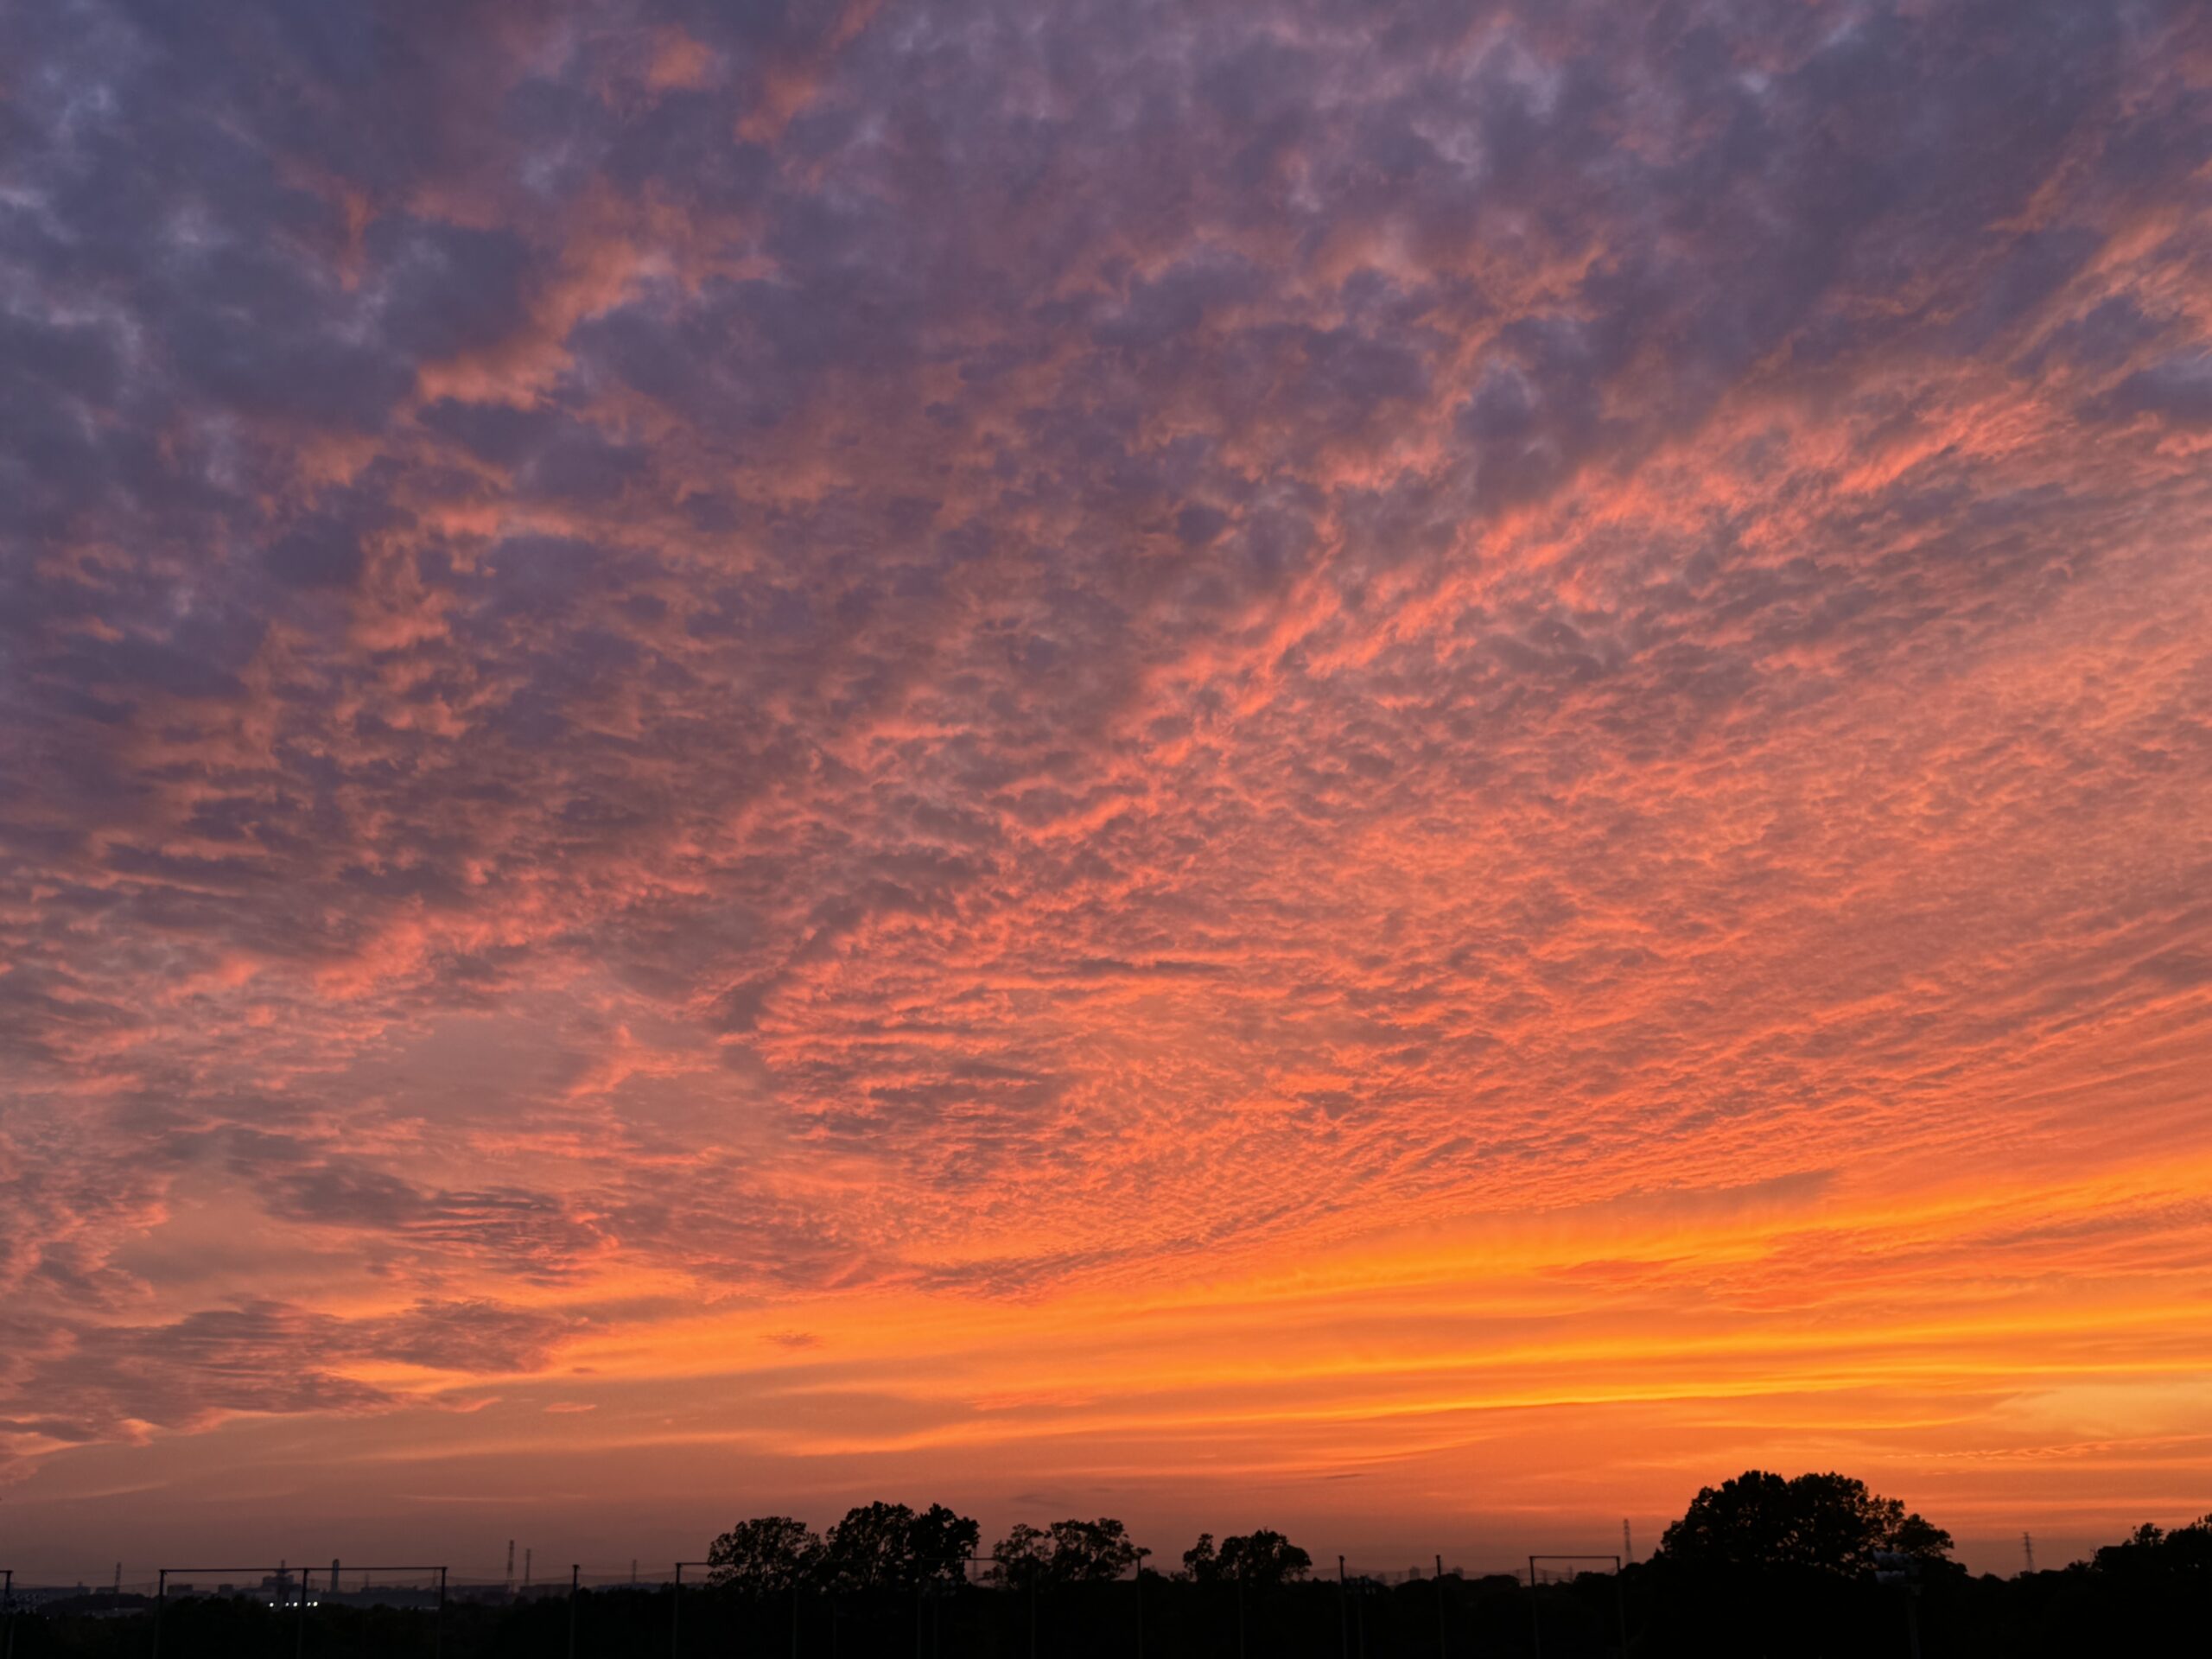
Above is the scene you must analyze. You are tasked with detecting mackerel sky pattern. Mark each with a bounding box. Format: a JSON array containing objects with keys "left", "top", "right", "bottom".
[{"left": 3, "top": 0, "right": 2209, "bottom": 1573}]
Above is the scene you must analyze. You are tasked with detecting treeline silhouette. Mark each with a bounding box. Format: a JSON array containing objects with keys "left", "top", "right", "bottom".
[{"left": 8, "top": 1472, "right": 2206, "bottom": 1657}]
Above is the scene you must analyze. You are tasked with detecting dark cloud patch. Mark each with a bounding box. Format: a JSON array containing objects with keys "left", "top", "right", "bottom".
[
  {"left": 247, "top": 1156, "right": 607, "bottom": 1284},
  {"left": 2106, "top": 351, "right": 2212, "bottom": 429},
  {"left": 418, "top": 397, "right": 564, "bottom": 467},
  {"left": 371, "top": 217, "right": 537, "bottom": 363},
  {"left": 522, "top": 424, "right": 651, "bottom": 504},
  {"left": 0, "top": 1295, "right": 570, "bottom": 1446},
  {"left": 363, "top": 1298, "right": 575, "bottom": 1374}
]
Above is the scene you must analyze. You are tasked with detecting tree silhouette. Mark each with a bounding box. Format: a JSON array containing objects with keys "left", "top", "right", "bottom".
[
  {"left": 991, "top": 1523, "right": 1054, "bottom": 1589},
  {"left": 819, "top": 1501, "right": 981, "bottom": 1592},
  {"left": 1659, "top": 1471, "right": 1954, "bottom": 1576},
  {"left": 1181, "top": 1534, "right": 1218, "bottom": 1581},
  {"left": 911, "top": 1502, "right": 984, "bottom": 1582},
  {"left": 1184, "top": 1529, "right": 1311, "bottom": 1586},
  {"left": 991, "top": 1518, "right": 1141, "bottom": 1586},
  {"left": 705, "top": 1515, "right": 823, "bottom": 1592},
  {"left": 2091, "top": 1515, "right": 2212, "bottom": 1580}
]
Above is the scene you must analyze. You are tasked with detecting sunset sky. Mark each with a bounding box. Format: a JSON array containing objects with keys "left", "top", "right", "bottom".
[{"left": 3, "top": 0, "right": 2210, "bottom": 1584}]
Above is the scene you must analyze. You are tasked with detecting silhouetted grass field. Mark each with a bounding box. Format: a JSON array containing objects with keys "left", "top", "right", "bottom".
[{"left": 8, "top": 1562, "right": 2206, "bottom": 1659}]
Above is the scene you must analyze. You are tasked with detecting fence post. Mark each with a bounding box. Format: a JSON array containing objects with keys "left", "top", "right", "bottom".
[
  {"left": 1338, "top": 1556, "right": 1348, "bottom": 1659},
  {"left": 1528, "top": 1558, "right": 1541, "bottom": 1659},
  {"left": 435, "top": 1567, "right": 447, "bottom": 1659},
  {"left": 1436, "top": 1555, "right": 1446, "bottom": 1658},
  {"left": 153, "top": 1568, "right": 166, "bottom": 1659},
  {"left": 569, "top": 1565, "right": 579, "bottom": 1659}
]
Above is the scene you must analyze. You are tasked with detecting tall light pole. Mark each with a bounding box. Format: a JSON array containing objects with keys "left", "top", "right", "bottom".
[{"left": 1133, "top": 1547, "right": 1150, "bottom": 1657}]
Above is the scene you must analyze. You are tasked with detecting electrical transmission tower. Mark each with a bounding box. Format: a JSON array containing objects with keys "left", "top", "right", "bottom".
[
  {"left": 2022, "top": 1533, "right": 2036, "bottom": 1575},
  {"left": 1623, "top": 1520, "right": 1634, "bottom": 1560}
]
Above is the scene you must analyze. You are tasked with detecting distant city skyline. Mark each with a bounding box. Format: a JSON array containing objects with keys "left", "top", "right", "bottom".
[{"left": 3, "top": 0, "right": 2209, "bottom": 1585}]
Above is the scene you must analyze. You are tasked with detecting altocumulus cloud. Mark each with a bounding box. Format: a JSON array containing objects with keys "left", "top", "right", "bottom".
[{"left": 1, "top": 0, "right": 2209, "bottom": 1477}]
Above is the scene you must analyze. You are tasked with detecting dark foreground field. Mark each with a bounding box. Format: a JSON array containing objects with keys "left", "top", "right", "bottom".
[{"left": 7, "top": 1563, "right": 2205, "bottom": 1659}]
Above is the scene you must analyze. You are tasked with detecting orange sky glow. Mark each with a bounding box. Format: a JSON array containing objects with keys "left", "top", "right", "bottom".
[{"left": 3, "top": 0, "right": 2210, "bottom": 1583}]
